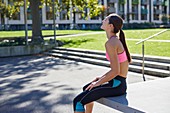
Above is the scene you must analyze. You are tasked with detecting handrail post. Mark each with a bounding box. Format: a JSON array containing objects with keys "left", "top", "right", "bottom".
[
  {"left": 24, "top": 0, "right": 28, "bottom": 45},
  {"left": 52, "top": 0, "right": 57, "bottom": 45},
  {"left": 136, "top": 29, "right": 168, "bottom": 81},
  {"left": 142, "top": 42, "right": 146, "bottom": 81}
]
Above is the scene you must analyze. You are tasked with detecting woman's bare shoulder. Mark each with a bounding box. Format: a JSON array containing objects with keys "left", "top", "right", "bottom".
[{"left": 105, "top": 38, "right": 119, "bottom": 48}]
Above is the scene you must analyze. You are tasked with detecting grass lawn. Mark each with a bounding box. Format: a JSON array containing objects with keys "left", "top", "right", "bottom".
[
  {"left": 125, "top": 29, "right": 170, "bottom": 40},
  {"left": 0, "top": 30, "right": 96, "bottom": 38},
  {"left": 0, "top": 28, "right": 168, "bottom": 39},
  {"left": 0, "top": 29, "right": 169, "bottom": 57},
  {"left": 127, "top": 40, "right": 170, "bottom": 57},
  {"left": 57, "top": 29, "right": 170, "bottom": 57}
]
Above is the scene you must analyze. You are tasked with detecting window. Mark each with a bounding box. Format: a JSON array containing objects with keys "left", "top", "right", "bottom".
[
  {"left": 118, "top": 4, "right": 125, "bottom": 19},
  {"left": 46, "top": 6, "right": 53, "bottom": 20},
  {"left": 141, "top": 5, "right": 147, "bottom": 20},
  {"left": 60, "top": 10, "right": 70, "bottom": 20},
  {"left": 79, "top": 8, "right": 88, "bottom": 20},
  {"left": 27, "top": 6, "right": 32, "bottom": 20},
  {"left": 131, "top": 5, "right": 138, "bottom": 20}
]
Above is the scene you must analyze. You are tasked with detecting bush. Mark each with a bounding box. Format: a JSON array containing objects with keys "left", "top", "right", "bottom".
[
  {"left": 161, "top": 15, "right": 168, "bottom": 24},
  {"left": 123, "top": 22, "right": 161, "bottom": 29},
  {"left": 0, "top": 37, "right": 26, "bottom": 47}
]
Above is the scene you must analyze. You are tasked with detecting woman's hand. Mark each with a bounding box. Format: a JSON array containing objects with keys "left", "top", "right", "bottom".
[
  {"left": 85, "top": 77, "right": 101, "bottom": 91},
  {"left": 92, "top": 77, "right": 101, "bottom": 82},
  {"left": 85, "top": 81, "right": 100, "bottom": 91}
]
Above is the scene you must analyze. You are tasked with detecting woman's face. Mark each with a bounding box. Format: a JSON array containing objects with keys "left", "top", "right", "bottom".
[
  {"left": 100, "top": 16, "right": 112, "bottom": 31},
  {"left": 100, "top": 16, "right": 110, "bottom": 31}
]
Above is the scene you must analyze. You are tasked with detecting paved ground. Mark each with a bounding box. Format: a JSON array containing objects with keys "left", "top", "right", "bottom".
[{"left": 0, "top": 55, "right": 159, "bottom": 113}]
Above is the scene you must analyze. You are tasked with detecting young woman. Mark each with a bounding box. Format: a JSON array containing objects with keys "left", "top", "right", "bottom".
[{"left": 73, "top": 13, "right": 131, "bottom": 113}]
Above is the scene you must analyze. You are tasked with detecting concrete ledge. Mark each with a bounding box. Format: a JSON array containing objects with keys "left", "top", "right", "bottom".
[
  {"left": 0, "top": 44, "right": 56, "bottom": 57},
  {"left": 97, "top": 95, "right": 144, "bottom": 113},
  {"left": 97, "top": 78, "right": 170, "bottom": 113},
  {"left": 46, "top": 52, "right": 170, "bottom": 77}
]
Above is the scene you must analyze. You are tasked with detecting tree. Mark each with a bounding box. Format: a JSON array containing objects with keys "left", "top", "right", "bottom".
[
  {"left": 29, "top": 0, "right": 44, "bottom": 44},
  {"left": 161, "top": 15, "right": 168, "bottom": 24},
  {"left": 0, "top": 0, "right": 104, "bottom": 44},
  {"left": 0, "top": 0, "right": 23, "bottom": 30}
]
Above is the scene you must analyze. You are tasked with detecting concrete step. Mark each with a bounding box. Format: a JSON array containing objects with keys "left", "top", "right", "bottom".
[
  {"left": 132, "top": 59, "right": 170, "bottom": 71},
  {"left": 53, "top": 47, "right": 105, "bottom": 55},
  {"left": 50, "top": 49, "right": 106, "bottom": 61},
  {"left": 51, "top": 47, "right": 170, "bottom": 71},
  {"left": 45, "top": 51, "right": 170, "bottom": 77},
  {"left": 129, "top": 65, "right": 169, "bottom": 78},
  {"left": 132, "top": 54, "right": 170, "bottom": 64},
  {"left": 45, "top": 52, "right": 110, "bottom": 67},
  {"left": 54, "top": 47, "right": 170, "bottom": 63}
]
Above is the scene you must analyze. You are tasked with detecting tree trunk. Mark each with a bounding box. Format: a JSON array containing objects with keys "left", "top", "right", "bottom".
[
  {"left": 0, "top": 14, "right": 5, "bottom": 30},
  {"left": 29, "top": 0, "right": 44, "bottom": 44}
]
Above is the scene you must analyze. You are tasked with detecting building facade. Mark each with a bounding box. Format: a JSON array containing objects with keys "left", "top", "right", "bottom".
[{"left": 0, "top": 0, "right": 169, "bottom": 30}]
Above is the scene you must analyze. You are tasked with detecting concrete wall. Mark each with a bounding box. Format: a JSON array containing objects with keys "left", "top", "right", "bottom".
[{"left": 0, "top": 44, "right": 56, "bottom": 57}]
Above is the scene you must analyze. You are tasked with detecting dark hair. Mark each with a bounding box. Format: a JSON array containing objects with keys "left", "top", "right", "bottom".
[{"left": 109, "top": 14, "right": 131, "bottom": 62}]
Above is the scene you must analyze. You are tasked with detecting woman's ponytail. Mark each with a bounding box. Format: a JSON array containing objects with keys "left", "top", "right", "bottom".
[{"left": 119, "top": 29, "right": 131, "bottom": 63}]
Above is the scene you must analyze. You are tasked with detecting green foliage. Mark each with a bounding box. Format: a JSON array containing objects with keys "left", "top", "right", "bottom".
[
  {"left": 0, "top": 0, "right": 104, "bottom": 19},
  {"left": 0, "top": 0, "right": 23, "bottom": 19},
  {"left": 161, "top": 15, "right": 168, "bottom": 24},
  {"left": 56, "top": 0, "right": 104, "bottom": 18},
  {"left": 88, "top": 0, "right": 104, "bottom": 17},
  {"left": 41, "top": 0, "right": 104, "bottom": 18},
  {"left": 132, "top": 0, "right": 139, "bottom": 5},
  {"left": 119, "top": 0, "right": 126, "bottom": 4},
  {"left": 0, "top": 2, "right": 6, "bottom": 16}
]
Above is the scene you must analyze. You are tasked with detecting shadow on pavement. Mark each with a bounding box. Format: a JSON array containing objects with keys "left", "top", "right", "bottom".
[
  {"left": 0, "top": 55, "right": 80, "bottom": 113},
  {"left": 0, "top": 55, "right": 81, "bottom": 77}
]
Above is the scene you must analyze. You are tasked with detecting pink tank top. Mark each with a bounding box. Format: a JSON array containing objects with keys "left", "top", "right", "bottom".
[
  {"left": 106, "top": 36, "right": 128, "bottom": 63},
  {"left": 106, "top": 51, "right": 127, "bottom": 63}
]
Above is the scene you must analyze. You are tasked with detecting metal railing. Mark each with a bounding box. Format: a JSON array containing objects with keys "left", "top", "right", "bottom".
[{"left": 136, "top": 29, "right": 169, "bottom": 81}]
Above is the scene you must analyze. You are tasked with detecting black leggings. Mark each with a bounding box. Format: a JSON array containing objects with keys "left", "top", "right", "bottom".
[{"left": 73, "top": 76, "right": 127, "bottom": 112}]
